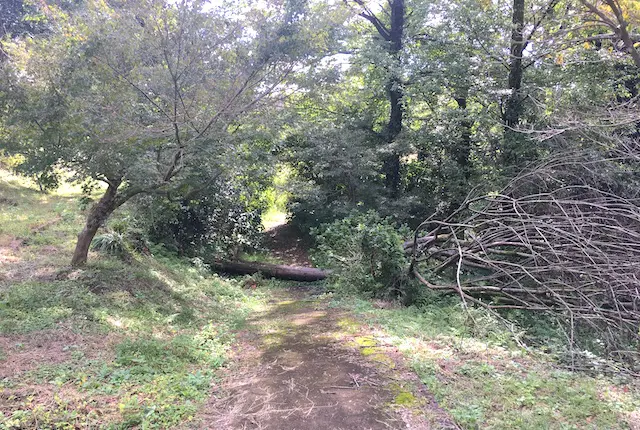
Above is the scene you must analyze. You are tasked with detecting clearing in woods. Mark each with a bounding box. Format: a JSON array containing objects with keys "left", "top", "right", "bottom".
[{"left": 2, "top": 172, "right": 639, "bottom": 429}]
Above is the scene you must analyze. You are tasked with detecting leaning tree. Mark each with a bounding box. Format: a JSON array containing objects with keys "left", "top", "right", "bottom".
[{"left": 1, "top": 0, "right": 330, "bottom": 265}]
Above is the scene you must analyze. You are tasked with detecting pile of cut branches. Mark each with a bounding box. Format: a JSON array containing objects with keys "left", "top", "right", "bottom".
[{"left": 410, "top": 147, "right": 640, "bottom": 359}]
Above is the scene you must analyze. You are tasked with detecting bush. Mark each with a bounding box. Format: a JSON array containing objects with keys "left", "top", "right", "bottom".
[
  {"left": 92, "top": 232, "right": 129, "bottom": 258},
  {"left": 312, "top": 210, "right": 412, "bottom": 298},
  {"left": 135, "top": 186, "right": 263, "bottom": 259},
  {"left": 91, "top": 217, "right": 151, "bottom": 261}
]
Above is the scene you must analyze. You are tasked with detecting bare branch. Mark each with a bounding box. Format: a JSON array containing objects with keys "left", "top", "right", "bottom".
[{"left": 411, "top": 145, "right": 640, "bottom": 363}]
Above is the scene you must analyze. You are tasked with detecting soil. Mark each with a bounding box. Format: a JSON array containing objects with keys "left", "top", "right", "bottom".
[
  {"left": 263, "top": 224, "right": 313, "bottom": 267},
  {"left": 199, "top": 287, "right": 458, "bottom": 430},
  {"left": 0, "top": 235, "right": 60, "bottom": 285},
  {"left": 199, "top": 224, "right": 458, "bottom": 430},
  {"left": 0, "top": 328, "right": 119, "bottom": 379}
]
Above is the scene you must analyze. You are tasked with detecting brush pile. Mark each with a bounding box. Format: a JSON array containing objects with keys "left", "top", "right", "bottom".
[{"left": 410, "top": 143, "right": 640, "bottom": 358}]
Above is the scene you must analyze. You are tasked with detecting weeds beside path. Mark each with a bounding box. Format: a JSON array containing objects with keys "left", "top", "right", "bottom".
[{"left": 2, "top": 169, "right": 639, "bottom": 430}]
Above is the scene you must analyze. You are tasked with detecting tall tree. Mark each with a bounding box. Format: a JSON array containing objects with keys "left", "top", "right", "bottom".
[
  {"left": 351, "top": 0, "right": 406, "bottom": 197},
  {"left": 501, "top": 0, "right": 560, "bottom": 169},
  {"left": 579, "top": 0, "right": 640, "bottom": 68}
]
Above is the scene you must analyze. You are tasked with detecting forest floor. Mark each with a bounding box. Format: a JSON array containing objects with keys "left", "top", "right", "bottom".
[
  {"left": 1, "top": 168, "right": 640, "bottom": 429},
  {"left": 201, "top": 223, "right": 457, "bottom": 429}
]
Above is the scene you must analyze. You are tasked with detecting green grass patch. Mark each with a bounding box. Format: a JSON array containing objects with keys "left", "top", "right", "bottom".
[
  {"left": 0, "top": 169, "right": 266, "bottom": 429},
  {"left": 332, "top": 295, "right": 640, "bottom": 429}
]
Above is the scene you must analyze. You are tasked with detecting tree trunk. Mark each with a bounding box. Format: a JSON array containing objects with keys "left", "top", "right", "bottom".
[
  {"left": 357, "top": 0, "right": 405, "bottom": 197},
  {"left": 504, "top": 0, "right": 525, "bottom": 129},
  {"left": 383, "top": 0, "right": 405, "bottom": 197},
  {"left": 602, "top": 0, "right": 640, "bottom": 69},
  {"left": 71, "top": 180, "right": 122, "bottom": 266},
  {"left": 501, "top": 0, "right": 526, "bottom": 169},
  {"left": 447, "top": 92, "right": 474, "bottom": 212},
  {"left": 211, "top": 259, "right": 330, "bottom": 282}
]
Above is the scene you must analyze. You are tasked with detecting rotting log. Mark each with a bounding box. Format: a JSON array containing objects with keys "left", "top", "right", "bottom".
[{"left": 211, "top": 259, "right": 330, "bottom": 282}]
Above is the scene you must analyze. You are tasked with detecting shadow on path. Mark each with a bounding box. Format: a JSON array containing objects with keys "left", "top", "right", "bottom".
[{"left": 199, "top": 286, "right": 457, "bottom": 430}]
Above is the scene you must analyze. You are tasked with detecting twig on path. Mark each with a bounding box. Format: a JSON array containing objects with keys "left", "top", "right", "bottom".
[
  {"left": 349, "top": 372, "right": 361, "bottom": 388},
  {"left": 375, "top": 418, "right": 403, "bottom": 430},
  {"left": 323, "top": 385, "right": 358, "bottom": 390}
]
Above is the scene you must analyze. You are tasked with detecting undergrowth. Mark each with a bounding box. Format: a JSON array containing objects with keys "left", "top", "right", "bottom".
[
  {"left": 3, "top": 167, "right": 639, "bottom": 429},
  {"left": 0, "top": 169, "right": 265, "bottom": 429}
]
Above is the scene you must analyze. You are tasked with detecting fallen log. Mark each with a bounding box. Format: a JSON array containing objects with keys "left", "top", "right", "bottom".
[{"left": 211, "top": 259, "right": 330, "bottom": 282}]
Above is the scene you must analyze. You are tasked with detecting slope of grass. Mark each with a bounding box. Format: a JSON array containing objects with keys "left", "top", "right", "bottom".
[
  {"left": 329, "top": 295, "right": 640, "bottom": 429},
  {"left": 0, "top": 170, "right": 266, "bottom": 429}
]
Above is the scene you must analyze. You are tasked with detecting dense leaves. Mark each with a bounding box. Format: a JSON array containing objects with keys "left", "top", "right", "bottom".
[
  {"left": 1, "top": 0, "right": 339, "bottom": 264},
  {"left": 2, "top": 0, "right": 640, "bottom": 364},
  {"left": 312, "top": 211, "right": 411, "bottom": 298}
]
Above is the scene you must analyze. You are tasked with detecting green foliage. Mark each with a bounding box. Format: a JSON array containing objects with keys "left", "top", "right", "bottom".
[
  {"left": 312, "top": 210, "right": 412, "bottom": 298},
  {"left": 92, "top": 232, "right": 129, "bottom": 259},
  {"left": 1, "top": 0, "right": 340, "bottom": 265},
  {"left": 91, "top": 216, "right": 151, "bottom": 261},
  {"left": 137, "top": 190, "right": 264, "bottom": 259},
  {"left": 114, "top": 333, "right": 226, "bottom": 375},
  {"left": 0, "top": 251, "right": 262, "bottom": 428}
]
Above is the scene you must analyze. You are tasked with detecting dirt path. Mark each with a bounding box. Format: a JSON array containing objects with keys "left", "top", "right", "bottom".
[
  {"left": 198, "top": 286, "right": 458, "bottom": 430},
  {"left": 263, "top": 224, "right": 313, "bottom": 267}
]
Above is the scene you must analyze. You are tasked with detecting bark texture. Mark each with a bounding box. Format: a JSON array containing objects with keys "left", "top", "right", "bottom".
[
  {"left": 499, "top": 0, "right": 527, "bottom": 171},
  {"left": 356, "top": 0, "right": 405, "bottom": 197},
  {"left": 211, "top": 259, "right": 330, "bottom": 282},
  {"left": 71, "top": 180, "right": 122, "bottom": 266},
  {"left": 503, "top": 0, "right": 525, "bottom": 130},
  {"left": 383, "top": 0, "right": 405, "bottom": 197}
]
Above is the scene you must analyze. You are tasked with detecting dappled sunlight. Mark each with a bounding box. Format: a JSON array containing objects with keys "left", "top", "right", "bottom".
[
  {"left": 208, "top": 287, "right": 447, "bottom": 429},
  {"left": 148, "top": 269, "right": 178, "bottom": 289},
  {"left": 105, "top": 315, "right": 125, "bottom": 328},
  {"left": 290, "top": 310, "right": 327, "bottom": 326},
  {"left": 0, "top": 170, "right": 264, "bottom": 426},
  {"left": 262, "top": 208, "right": 288, "bottom": 231},
  {"left": 0, "top": 245, "right": 23, "bottom": 265},
  {"left": 339, "top": 297, "right": 640, "bottom": 429},
  {"left": 0, "top": 168, "right": 88, "bottom": 198}
]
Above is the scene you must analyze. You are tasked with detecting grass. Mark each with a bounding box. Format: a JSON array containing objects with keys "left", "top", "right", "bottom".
[
  {"left": 0, "top": 169, "right": 266, "bottom": 429},
  {"left": 329, "top": 295, "right": 640, "bottom": 429},
  {"left": 3, "top": 167, "right": 640, "bottom": 429},
  {"left": 0, "top": 169, "right": 86, "bottom": 267}
]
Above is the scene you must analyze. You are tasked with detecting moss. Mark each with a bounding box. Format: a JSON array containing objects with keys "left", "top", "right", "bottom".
[
  {"left": 349, "top": 335, "right": 396, "bottom": 368},
  {"left": 263, "top": 333, "right": 285, "bottom": 347},
  {"left": 336, "top": 317, "right": 359, "bottom": 333},
  {"left": 361, "top": 347, "right": 376, "bottom": 356},
  {"left": 394, "top": 391, "right": 417, "bottom": 406},
  {"left": 353, "top": 336, "right": 377, "bottom": 347},
  {"left": 276, "top": 300, "right": 296, "bottom": 306},
  {"left": 370, "top": 353, "right": 396, "bottom": 369}
]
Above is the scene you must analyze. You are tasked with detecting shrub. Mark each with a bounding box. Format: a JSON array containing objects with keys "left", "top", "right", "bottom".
[
  {"left": 135, "top": 187, "right": 263, "bottom": 259},
  {"left": 92, "top": 232, "right": 129, "bottom": 258},
  {"left": 91, "top": 216, "right": 151, "bottom": 261},
  {"left": 312, "top": 210, "right": 412, "bottom": 298}
]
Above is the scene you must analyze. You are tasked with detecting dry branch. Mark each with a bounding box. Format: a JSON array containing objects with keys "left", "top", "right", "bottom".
[{"left": 411, "top": 148, "right": 640, "bottom": 357}]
